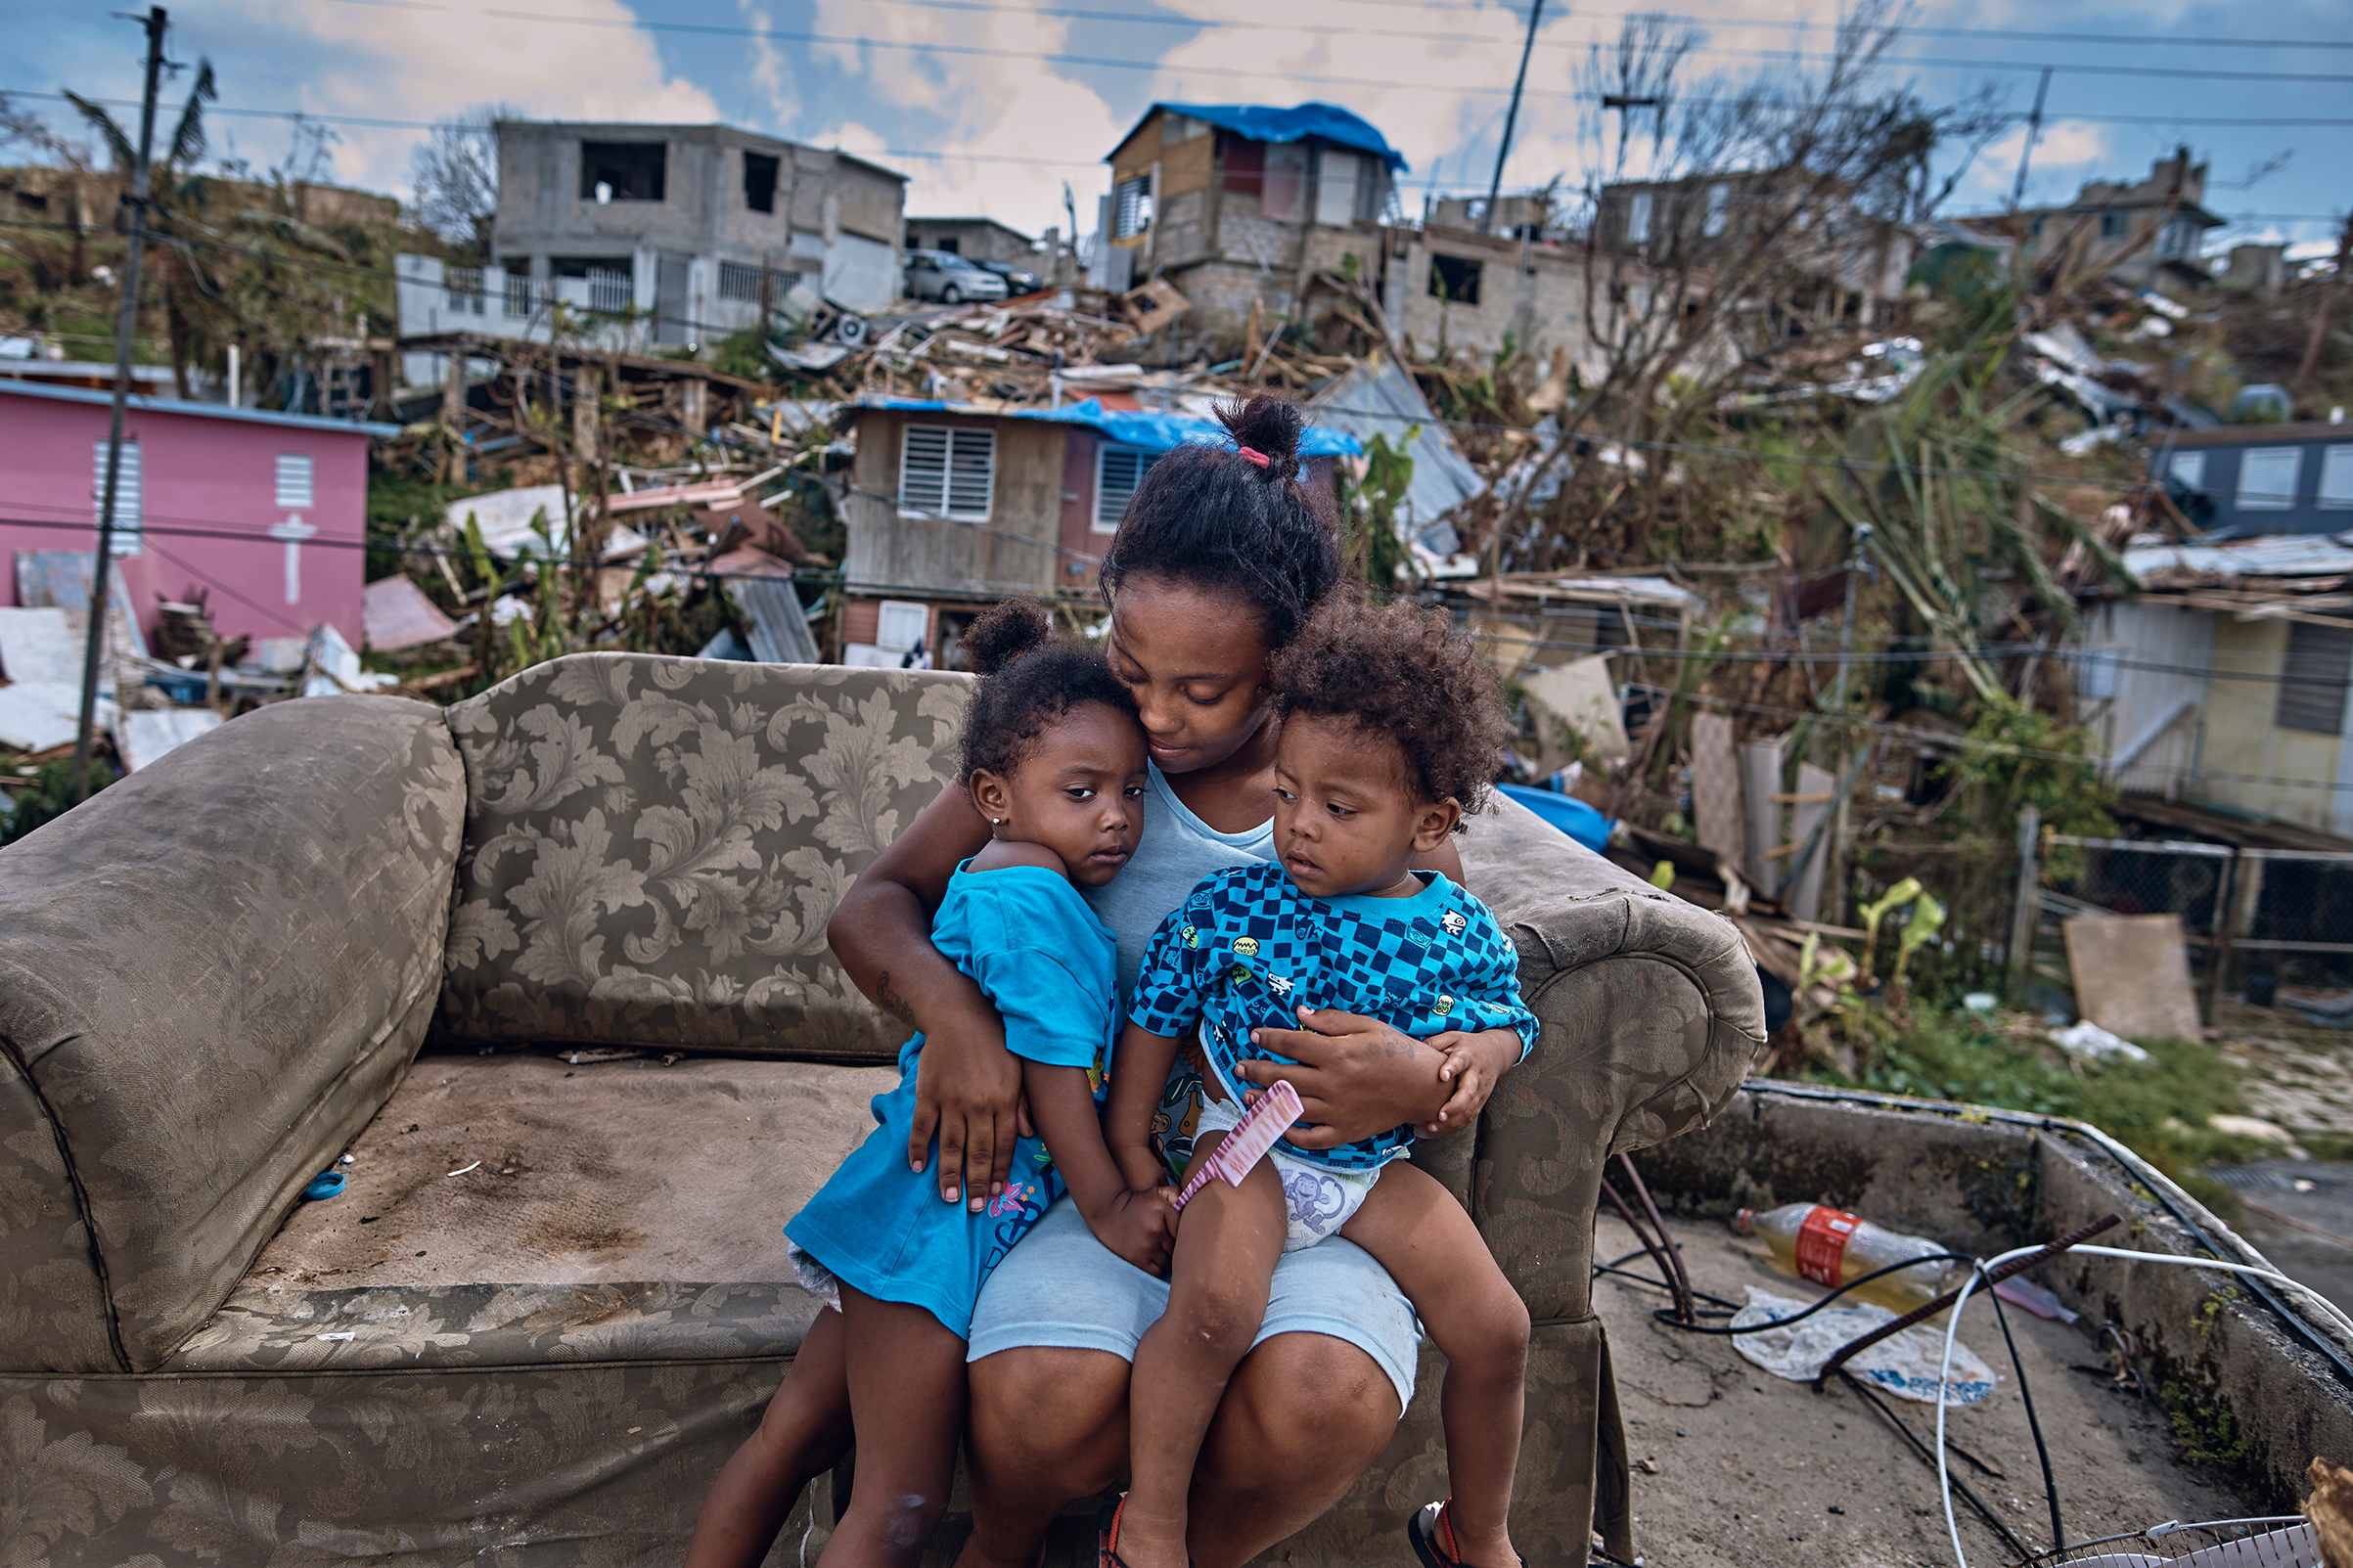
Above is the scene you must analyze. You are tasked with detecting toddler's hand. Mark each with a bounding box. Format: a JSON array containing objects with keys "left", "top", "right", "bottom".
[
  {"left": 1093, "top": 1187, "right": 1178, "bottom": 1277},
  {"left": 1420, "top": 1031, "right": 1496, "bottom": 1136}
]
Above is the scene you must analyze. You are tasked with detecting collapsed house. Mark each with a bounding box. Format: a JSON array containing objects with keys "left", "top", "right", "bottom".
[{"left": 1957, "top": 148, "right": 2226, "bottom": 296}]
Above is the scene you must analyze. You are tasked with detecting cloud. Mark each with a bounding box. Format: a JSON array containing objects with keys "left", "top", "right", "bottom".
[
  {"left": 1964, "top": 118, "right": 2110, "bottom": 204},
  {"left": 170, "top": 0, "right": 720, "bottom": 198}
]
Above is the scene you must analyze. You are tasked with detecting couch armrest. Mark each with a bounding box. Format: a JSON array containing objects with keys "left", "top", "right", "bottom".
[
  {"left": 0, "top": 696, "right": 465, "bottom": 1371},
  {"left": 1457, "top": 793, "right": 1761, "bottom": 1322}
]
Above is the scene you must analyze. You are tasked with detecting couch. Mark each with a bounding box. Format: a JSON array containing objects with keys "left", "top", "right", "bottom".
[{"left": 0, "top": 653, "right": 1760, "bottom": 1566}]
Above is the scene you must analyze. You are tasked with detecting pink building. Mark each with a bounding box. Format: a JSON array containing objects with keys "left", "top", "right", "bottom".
[{"left": 0, "top": 381, "right": 391, "bottom": 650}]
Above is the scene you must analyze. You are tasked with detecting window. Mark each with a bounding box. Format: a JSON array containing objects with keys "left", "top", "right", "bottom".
[
  {"left": 2100, "top": 211, "right": 2128, "bottom": 240},
  {"left": 2158, "top": 217, "right": 2196, "bottom": 259},
  {"left": 1315, "top": 150, "right": 1359, "bottom": 227},
  {"left": 578, "top": 141, "right": 665, "bottom": 202},
  {"left": 1261, "top": 143, "right": 1308, "bottom": 222},
  {"left": 2238, "top": 447, "right": 2301, "bottom": 511},
  {"left": 876, "top": 600, "right": 929, "bottom": 653},
  {"left": 1428, "top": 253, "right": 1482, "bottom": 305},
  {"left": 743, "top": 151, "right": 779, "bottom": 214},
  {"left": 1703, "top": 182, "right": 1730, "bottom": 239},
  {"left": 1113, "top": 174, "right": 1154, "bottom": 239},
  {"left": 586, "top": 265, "right": 630, "bottom": 313},
  {"left": 2319, "top": 445, "right": 2353, "bottom": 510},
  {"left": 1626, "top": 190, "right": 1653, "bottom": 245},
  {"left": 718, "top": 261, "right": 792, "bottom": 302},
  {"left": 936, "top": 237, "right": 960, "bottom": 255},
  {"left": 503, "top": 270, "right": 533, "bottom": 317},
  {"left": 275, "top": 454, "right": 314, "bottom": 509},
  {"left": 898, "top": 425, "right": 995, "bottom": 520},
  {"left": 2168, "top": 450, "right": 2207, "bottom": 490},
  {"left": 1096, "top": 444, "right": 1158, "bottom": 531},
  {"left": 2277, "top": 619, "right": 2353, "bottom": 736},
  {"left": 91, "top": 438, "right": 140, "bottom": 554},
  {"left": 444, "top": 265, "right": 486, "bottom": 315}
]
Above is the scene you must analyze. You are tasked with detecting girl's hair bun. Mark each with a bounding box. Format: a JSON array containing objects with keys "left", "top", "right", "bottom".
[
  {"left": 961, "top": 598, "right": 1054, "bottom": 676},
  {"left": 1219, "top": 395, "right": 1303, "bottom": 483}
]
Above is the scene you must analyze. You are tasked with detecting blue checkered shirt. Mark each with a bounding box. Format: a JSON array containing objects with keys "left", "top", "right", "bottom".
[{"left": 1128, "top": 863, "right": 1540, "bottom": 1172}]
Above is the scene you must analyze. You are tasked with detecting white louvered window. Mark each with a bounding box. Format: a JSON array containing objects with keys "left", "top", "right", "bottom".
[
  {"left": 1096, "top": 444, "right": 1157, "bottom": 531},
  {"left": 91, "top": 437, "right": 140, "bottom": 555},
  {"left": 275, "top": 453, "right": 314, "bottom": 509},
  {"left": 898, "top": 424, "right": 994, "bottom": 520},
  {"left": 2238, "top": 447, "right": 2300, "bottom": 511},
  {"left": 2320, "top": 445, "right": 2353, "bottom": 510}
]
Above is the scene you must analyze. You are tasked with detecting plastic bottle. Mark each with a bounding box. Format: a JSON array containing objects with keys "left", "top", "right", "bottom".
[{"left": 1733, "top": 1204, "right": 1961, "bottom": 1313}]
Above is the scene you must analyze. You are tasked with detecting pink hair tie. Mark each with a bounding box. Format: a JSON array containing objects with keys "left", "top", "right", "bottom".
[{"left": 1236, "top": 445, "right": 1271, "bottom": 469}]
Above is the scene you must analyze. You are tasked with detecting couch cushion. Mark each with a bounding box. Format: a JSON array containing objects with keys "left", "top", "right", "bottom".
[
  {"left": 168, "top": 1051, "right": 890, "bottom": 1370},
  {"left": 437, "top": 654, "right": 972, "bottom": 1056},
  {"left": 0, "top": 696, "right": 466, "bottom": 1371}
]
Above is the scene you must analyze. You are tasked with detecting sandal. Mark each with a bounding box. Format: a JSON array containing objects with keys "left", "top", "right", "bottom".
[
  {"left": 1096, "top": 1493, "right": 1193, "bottom": 1568},
  {"left": 1408, "top": 1499, "right": 1527, "bottom": 1568}
]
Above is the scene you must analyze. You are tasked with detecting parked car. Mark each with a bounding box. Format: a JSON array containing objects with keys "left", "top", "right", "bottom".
[
  {"left": 904, "top": 249, "right": 1009, "bottom": 305},
  {"left": 971, "top": 257, "right": 1046, "bottom": 295}
]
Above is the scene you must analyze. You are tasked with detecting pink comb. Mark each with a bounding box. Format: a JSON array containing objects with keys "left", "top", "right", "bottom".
[{"left": 1172, "top": 1081, "right": 1304, "bottom": 1212}]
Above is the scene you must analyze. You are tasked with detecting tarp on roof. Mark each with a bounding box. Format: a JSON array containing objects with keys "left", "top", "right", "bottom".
[
  {"left": 1305, "top": 356, "right": 1481, "bottom": 527},
  {"left": 1140, "top": 103, "right": 1407, "bottom": 173},
  {"left": 854, "top": 396, "right": 1363, "bottom": 459}
]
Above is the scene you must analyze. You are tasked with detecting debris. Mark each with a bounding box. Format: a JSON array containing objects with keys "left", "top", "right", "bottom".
[
  {"left": 726, "top": 572, "right": 822, "bottom": 664},
  {"left": 2062, "top": 913, "right": 2202, "bottom": 1043},
  {"left": 1730, "top": 1286, "right": 1997, "bottom": 1406},
  {"left": 446, "top": 1159, "right": 481, "bottom": 1177},
  {"left": 1990, "top": 1277, "right": 2078, "bottom": 1323},
  {"left": 362, "top": 573, "right": 462, "bottom": 652},
  {"left": 2051, "top": 1019, "right": 2150, "bottom": 1063},
  {"left": 301, "top": 1171, "right": 345, "bottom": 1201},
  {"left": 112, "top": 707, "right": 222, "bottom": 772},
  {"left": 1521, "top": 655, "right": 1630, "bottom": 769},
  {"left": 1495, "top": 783, "right": 1613, "bottom": 853},
  {"left": 0, "top": 605, "right": 83, "bottom": 685},
  {"left": 445, "top": 484, "right": 651, "bottom": 562},
  {"left": 2210, "top": 1115, "right": 2311, "bottom": 1159},
  {"left": 0, "top": 684, "right": 93, "bottom": 752},
  {"left": 300, "top": 624, "right": 399, "bottom": 698}
]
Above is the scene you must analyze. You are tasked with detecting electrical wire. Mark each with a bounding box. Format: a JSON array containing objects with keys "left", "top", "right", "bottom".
[{"left": 1985, "top": 1283, "right": 2064, "bottom": 1555}]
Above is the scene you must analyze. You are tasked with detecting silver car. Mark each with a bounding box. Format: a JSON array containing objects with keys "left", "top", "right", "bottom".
[{"left": 904, "top": 249, "right": 1010, "bottom": 305}]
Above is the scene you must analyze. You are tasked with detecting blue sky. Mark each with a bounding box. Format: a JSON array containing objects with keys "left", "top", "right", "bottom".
[{"left": 5, "top": 0, "right": 2346, "bottom": 254}]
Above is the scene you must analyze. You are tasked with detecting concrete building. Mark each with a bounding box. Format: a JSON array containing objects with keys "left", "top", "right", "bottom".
[
  {"left": 395, "top": 121, "right": 906, "bottom": 361},
  {"left": 0, "top": 380, "right": 388, "bottom": 650},
  {"left": 1101, "top": 102, "right": 1405, "bottom": 352},
  {"left": 1594, "top": 170, "right": 1917, "bottom": 327},
  {"left": 1380, "top": 221, "right": 1598, "bottom": 369},
  {"left": 903, "top": 216, "right": 1036, "bottom": 267},
  {"left": 1961, "top": 148, "right": 2224, "bottom": 293}
]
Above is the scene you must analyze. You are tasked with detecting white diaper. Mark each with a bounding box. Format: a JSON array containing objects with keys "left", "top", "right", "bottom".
[{"left": 1194, "top": 1097, "right": 1380, "bottom": 1252}]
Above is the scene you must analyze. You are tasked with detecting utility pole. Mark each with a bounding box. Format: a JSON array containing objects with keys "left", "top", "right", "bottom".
[
  {"left": 2009, "top": 67, "right": 2053, "bottom": 209},
  {"left": 1482, "top": 0, "right": 1545, "bottom": 234},
  {"left": 72, "top": 6, "right": 169, "bottom": 803}
]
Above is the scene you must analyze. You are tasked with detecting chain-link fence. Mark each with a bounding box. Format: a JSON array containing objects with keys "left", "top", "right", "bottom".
[{"left": 2038, "top": 835, "right": 2353, "bottom": 1026}]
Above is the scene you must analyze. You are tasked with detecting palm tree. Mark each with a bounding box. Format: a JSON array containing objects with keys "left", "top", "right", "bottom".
[{"left": 66, "top": 60, "right": 215, "bottom": 396}]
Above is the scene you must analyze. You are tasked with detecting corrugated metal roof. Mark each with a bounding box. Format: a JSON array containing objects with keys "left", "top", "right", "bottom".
[
  {"left": 1304, "top": 357, "right": 1484, "bottom": 529},
  {"left": 0, "top": 377, "right": 400, "bottom": 436},
  {"left": 2124, "top": 534, "right": 2353, "bottom": 579}
]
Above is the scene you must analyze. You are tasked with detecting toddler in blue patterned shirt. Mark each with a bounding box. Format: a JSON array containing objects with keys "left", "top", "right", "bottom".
[{"left": 1100, "top": 600, "right": 1538, "bottom": 1568}]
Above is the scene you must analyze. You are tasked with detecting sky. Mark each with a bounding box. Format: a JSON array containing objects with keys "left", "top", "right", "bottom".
[{"left": 4, "top": 0, "right": 2347, "bottom": 257}]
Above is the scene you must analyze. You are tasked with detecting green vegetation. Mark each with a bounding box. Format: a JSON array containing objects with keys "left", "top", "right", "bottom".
[
  {"left": 1814, "top": 1003, "right": 2264, "bottom": 1215},
  {"left": 0, "top": 755, "right": 113, "bottom": 846}
]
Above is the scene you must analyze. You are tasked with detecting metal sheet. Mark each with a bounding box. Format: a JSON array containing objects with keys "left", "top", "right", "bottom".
[
  {"left": 1304, "top": 356, "right": 1484, "bottom": 531},
  {"left": 728, "top": 577, "right": 821, "bottom": 664},
  {"left": 361, "top": 573, "right": 462, "bottom": 652}
]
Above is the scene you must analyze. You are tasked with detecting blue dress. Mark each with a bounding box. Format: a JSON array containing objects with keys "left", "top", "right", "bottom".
[
  {"left": 1128, "top": 865, "right": 1540, "bottom": 1173},
  {"left": 786, "top": 862, "right": 1116, "bottom": 1338}
]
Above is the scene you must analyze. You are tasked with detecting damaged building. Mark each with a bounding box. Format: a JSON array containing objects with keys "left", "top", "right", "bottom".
[{"left": 395, "top": 120, "right": 906, "bottom": 364}]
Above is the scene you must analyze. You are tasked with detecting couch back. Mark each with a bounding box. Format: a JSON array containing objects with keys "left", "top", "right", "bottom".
[
  {"left": 0, "top": 698, "right": 465, "bottom": 1371},
  {"left": 434, "top": 654, "right": 968, "bottom": 1057}
]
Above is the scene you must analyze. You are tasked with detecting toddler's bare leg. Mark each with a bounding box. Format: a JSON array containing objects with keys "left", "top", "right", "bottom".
[
  {"left": 1340, "top": 1162, "right": 1529, "bottom": 1568},
  {"left": 816, "top": 1285, "right": 973, "bottom": 1568},
  {"left": 686, "top": 1302, "right": 855, "bottom": 1568},
  {"left": 1119, "top": 1147, "right": 1288, "bottom": 1568}
]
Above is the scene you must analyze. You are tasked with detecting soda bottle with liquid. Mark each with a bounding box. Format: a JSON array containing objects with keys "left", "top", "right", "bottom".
[{"left": 1733, "top": 1204, "right": 1961, "bottom": 1313}]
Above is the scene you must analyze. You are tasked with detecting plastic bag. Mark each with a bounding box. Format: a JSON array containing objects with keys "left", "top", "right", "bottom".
[{"left": 1730, "top": 1286, "right": 1997, "bottom": 1406}]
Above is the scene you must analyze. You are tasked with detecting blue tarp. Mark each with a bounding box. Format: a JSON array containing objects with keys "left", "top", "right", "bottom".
[
  {"left": 858, "top": 396, "right": 1363, "bottom": 459},
  {"left": 1497, "top": 784, "right": 1614, "bottom": 855},
  {"left": 1144, "top": 103, "right": 1407, "bottom": 173}
]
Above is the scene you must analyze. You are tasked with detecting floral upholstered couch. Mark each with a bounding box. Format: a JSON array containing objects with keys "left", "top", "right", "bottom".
[{"left": 0, "top": 653, "right": 1761, "bottom": 1567}]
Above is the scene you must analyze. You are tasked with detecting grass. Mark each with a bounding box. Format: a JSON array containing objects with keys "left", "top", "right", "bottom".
[{"left": 1811, "top": 1003, "right": 2267, "bottom": 1216}]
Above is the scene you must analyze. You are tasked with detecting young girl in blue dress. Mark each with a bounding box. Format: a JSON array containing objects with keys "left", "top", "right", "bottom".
[{"left": 686, "top": 601, "right": 1176, "bottom": 1568}]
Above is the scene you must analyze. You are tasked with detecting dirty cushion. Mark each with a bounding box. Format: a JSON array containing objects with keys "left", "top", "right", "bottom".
[
  {"left": 435, "top": 654, "right": 970, "bottom": 1056},
  {"left": 0, "top": 696, "right": 466, "bottom": 1371}
]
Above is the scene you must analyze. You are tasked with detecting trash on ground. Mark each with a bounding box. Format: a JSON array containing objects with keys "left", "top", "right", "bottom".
[
  {"left": 2052, "top": 1018, "right": 2151, "bottom": 1063},
  {"left": 1732, "top": 1285, "right": 1997, "bottom": 1405},
  {"left": 301, "top": 1171, "right": 345, "bottom": 1201},
  {"left": 2063, "top": 913, "right": 2202, "bottom": 1042},
  {"left": 1736, "top": 1203, "right": 1960, "bottom": 1313},
  {"left": 1990, "top": 1276, "right": 2079, "bottom": 1323}
]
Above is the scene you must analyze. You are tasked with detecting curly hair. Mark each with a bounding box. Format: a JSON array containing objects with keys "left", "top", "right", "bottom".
[
  {"left": 1098, "top": 395, "right": 1345, "bottom": 652},
  {"left": 1269, "top": 600, "right": 1506, "bottom": 829},
  {"left": 957, "top": 598, "right": 1138, "bottom": 782}
]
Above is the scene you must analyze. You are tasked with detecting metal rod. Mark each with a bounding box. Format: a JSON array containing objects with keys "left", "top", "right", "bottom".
[
  {"left": 1618, "top": 1154, "right": 1694, "bottom": 1323},
  {"left": 1481, "top": 0, "right": 1545, "bottom": 233},
  {"left": 72, "top": 6, "right": 169, "bottom": 802},
  {"left": 1814, "top": 1214, "right": 2121, "bottom": 1388}
]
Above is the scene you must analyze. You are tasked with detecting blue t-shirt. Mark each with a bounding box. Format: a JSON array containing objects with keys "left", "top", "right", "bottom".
[
  {"left": 1127, "top": 863, "right": 1540, "bottom": 1173},
  {"left": 929, "top": 859, "right": 1117, "bottom": 1096}
]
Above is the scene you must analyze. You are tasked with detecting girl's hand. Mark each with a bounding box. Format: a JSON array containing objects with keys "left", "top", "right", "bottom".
[
  {"left": 909, "top": 992, "right": 1023, "bottom": 1211},
  {"left": 1087, "top": 1187, "right": 1179, "bottom": 1277},
  {"left": 1114, "top": 1144, "right": 1171, "bottom": 1196}
]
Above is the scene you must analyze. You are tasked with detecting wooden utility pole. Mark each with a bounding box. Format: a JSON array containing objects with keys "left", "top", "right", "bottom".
[
  {"left": 1483, "top": 0, "right": 1546, "bottom": 234},
  {"left": 71, "top": 6, "right": 169, "bottom": 802}
]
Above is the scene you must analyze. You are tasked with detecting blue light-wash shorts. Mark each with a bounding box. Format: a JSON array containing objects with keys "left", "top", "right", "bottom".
[{"left": 964, "top": 1195, "right": 1423, "bottom": 1411}]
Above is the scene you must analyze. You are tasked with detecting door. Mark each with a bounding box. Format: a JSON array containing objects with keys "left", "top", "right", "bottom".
[{"left": 656, "top": 252, "right": 691, "bottom": 345}]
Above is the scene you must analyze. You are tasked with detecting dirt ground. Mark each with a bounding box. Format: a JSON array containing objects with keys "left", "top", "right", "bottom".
[
  {"left": 2211, "top": 1008, "right": 2353, "bottom": 1319},
  {"left": 1593, "top": 1211, "right": 2259, "bottom": 1568}
]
